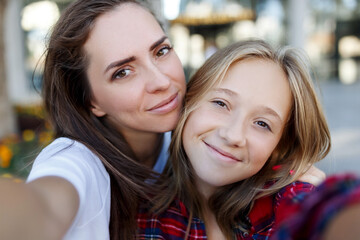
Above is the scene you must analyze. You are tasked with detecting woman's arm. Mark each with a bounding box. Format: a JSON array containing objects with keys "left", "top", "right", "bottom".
[
  {"left": 0, "top": 176, "right": 79, "bottom": 240},
  {"left": 324, "top": 203, "right": 360, "bottom": 240}
]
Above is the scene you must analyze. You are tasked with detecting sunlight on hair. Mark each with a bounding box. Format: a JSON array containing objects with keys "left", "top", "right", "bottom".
[
  {"left": 21, "top": 1, "right": 60, "bottom": 31},
  {"left": 163, "top": 0, "right": 180, "bottom": 20},
  {"left": 339, "top": 59, "right": 357, "bottom": 84}
]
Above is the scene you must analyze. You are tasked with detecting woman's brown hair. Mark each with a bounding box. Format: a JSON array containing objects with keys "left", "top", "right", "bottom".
[
  {"left": 154, "top": 40, "right": 331, "bottom": 238},
  {"left": 42, "top": 0, "right": 159, "bottom": 238}
]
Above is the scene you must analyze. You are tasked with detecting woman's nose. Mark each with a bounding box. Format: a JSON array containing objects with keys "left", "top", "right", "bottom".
[{"left": 145, "top": 63, "right": 171, "bottom": 93}]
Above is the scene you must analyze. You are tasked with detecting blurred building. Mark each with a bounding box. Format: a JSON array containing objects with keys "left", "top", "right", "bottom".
[
  {"left": 1, "top": 0, "right": 360, "bottom": 136},
  {"left": 166, "top": 0, "right": 360, "bottom": 83}
]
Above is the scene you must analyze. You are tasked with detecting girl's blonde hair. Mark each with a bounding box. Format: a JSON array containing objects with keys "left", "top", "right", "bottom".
[{"left": 155, "top": 39, "right": 331, "bottom": 238}]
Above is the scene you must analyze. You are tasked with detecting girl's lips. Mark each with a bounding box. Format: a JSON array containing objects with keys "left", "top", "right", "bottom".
[
  {"left": 204, "top": 141, "right": 241, "bottom": 162},
  {"left": 147, "top": 93, "right": 179, "bottom": 114}
]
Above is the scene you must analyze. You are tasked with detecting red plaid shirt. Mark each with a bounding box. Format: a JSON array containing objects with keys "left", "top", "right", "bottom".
[
  {"left": 137, "top": 181, "right": 314, "bottom": 239},
  {"left": 271, "top": 174, "right": 360, "bottom": 240}
]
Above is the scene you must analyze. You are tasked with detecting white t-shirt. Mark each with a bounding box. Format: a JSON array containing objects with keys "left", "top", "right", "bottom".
[{"left": 26, "top": 132, "right": 170, "bottom": 240}]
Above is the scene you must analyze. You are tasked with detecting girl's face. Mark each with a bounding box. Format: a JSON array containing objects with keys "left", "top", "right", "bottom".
[
  {"left": 182, "top": 59, "right": 292, "bottom": 198},
  {"left": 85, "top": 3, "right": 186, "bottom": 137}
]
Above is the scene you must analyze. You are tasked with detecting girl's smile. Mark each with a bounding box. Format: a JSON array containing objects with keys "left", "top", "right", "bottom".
[
  {"left": 204, "top": 141, "right": 242, "bottom": 163},
  {"left": 182, "top": 58, "right": 292, "bottom": 198}
]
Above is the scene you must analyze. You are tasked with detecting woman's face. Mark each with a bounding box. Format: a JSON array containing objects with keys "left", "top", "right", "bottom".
[
  {"left": 182, "top": 59, "right": 292, "bottom": 198},
  {"left": 85, "top": 3, "right": 186, "bottom": 137}
]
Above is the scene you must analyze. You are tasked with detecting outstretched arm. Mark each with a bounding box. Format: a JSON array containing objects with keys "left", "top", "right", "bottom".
[
  {"left": 324, "top": 203, "right": 360, "bottom": 240},
  {"left": 0, "top": 176, "right": 79, "bottom": 240},
  {"left": 271, "top": 174, "right": 360, "bottom": 240}
]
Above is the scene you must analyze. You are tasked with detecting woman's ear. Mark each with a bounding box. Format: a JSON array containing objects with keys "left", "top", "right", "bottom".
[{"left": 90, "top": 102, "right": 106, "bottom": 117}]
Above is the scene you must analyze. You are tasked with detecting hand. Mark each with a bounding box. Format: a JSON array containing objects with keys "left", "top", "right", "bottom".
[
  {"left": 297, "top": 165, "right": 326, "bottom": 186},
  {"left": 324, "top": 203, "right": 360, "bottom": 240}
]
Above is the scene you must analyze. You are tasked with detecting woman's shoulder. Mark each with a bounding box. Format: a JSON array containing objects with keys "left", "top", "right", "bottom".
[
  {"left": 31, "top": 137, "right": 105, "bottom": 170},
  {"left": 28, "top": 137, "right": 109, "bottom": 189},
  {"left": 38, "top": 137, "right": 97, "bottom": 157}
]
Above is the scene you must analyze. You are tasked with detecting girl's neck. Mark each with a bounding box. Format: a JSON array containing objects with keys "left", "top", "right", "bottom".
[
  {"left": 203, "top": 205, "right": 227, "bottom": 240},
  {"left": 195, "top": 179, "right": 226, "bottom": 238}
]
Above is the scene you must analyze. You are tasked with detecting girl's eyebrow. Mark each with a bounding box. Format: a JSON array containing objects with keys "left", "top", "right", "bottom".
[
  {"left": 212, "top": 88, "right": 238, "bottom": 96},
  {"left": 258, "top": 106, "right": 282, "bottom": 122},
  {"left": 213, "top": 88, "right": 283, "bottom": 122}
]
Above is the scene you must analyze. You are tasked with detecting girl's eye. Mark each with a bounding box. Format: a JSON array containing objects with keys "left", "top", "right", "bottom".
[
  {"left": 212, "top": 100, "right": 228, "bottom": 109},
  {"left": 255, "top": 121, "right": 271, "bottom": 131},
  {"left": 113, "top": 69, "right": 131, "bottom": 80},
  {"left": 156, "top": 46, "right": 172, "bottom": 57}
]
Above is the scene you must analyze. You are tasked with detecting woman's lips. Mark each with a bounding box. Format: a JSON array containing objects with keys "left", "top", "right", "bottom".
[{"left": 147, "top": 93, "right": 179, "bottom": 114}]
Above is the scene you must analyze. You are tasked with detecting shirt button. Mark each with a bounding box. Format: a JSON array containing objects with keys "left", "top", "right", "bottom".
[{"left": 243, "top": 231, "right": 249, "bottom": 237}]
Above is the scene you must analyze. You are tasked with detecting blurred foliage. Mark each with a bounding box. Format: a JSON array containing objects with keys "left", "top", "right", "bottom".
[{"left": 0, "top": 104, "right": 54, "bottom": 179}]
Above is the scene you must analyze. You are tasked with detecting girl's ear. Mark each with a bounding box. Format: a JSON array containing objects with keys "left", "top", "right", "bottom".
[{"left": 90, "top": 102, "right": 106, "bottom": 117}]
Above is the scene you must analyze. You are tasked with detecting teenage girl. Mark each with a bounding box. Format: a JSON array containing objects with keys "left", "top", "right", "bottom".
[{"left": 137, "top": 40, "right": 331, "bottom": 239}]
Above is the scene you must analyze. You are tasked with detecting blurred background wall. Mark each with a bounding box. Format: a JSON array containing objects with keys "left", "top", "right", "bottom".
[{"left": 0, "top": 0, "right": 359, "bottom": 177}]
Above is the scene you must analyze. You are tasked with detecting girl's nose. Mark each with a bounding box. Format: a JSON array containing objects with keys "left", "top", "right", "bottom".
[{"left": 218, "top": 118, "right": 247, "bottom": 147}]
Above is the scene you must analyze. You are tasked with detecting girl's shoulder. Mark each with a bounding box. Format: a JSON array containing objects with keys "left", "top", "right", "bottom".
[
  {"left": 275, "top": 181, "right": 315, "bottom": 203},
  {"left": 272, "top": 174, "right": 360, "bottom": 240},
  {"left": 273, "top": 181, "right": 315, "bottom": 225},
  {"left": 137, "top": 198, "right": 206, "bottom": 240},
  {"left": 245, "top": 181, "right": 315, "bottom": 237}
]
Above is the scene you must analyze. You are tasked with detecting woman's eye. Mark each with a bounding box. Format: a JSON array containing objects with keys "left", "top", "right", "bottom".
[
  {"left": 156, "top": 46, "right": 172, "bottom": 57},
  {"left": 113, "top": 69, "right": 131, "bottom": 80},
  {"left": 255, "top": 121, "right": 271, "bottom": 131}
]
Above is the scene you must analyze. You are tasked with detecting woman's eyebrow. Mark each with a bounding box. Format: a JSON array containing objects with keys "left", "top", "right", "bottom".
[
  {"left": 104, "top": 56, "right": 136, "bottom": 74},
  {"left": 150, "top": 36, "right": 168, "bottom": 51},
  {"left": 103, "top": 36, "right": 168, "bottom": 74}
]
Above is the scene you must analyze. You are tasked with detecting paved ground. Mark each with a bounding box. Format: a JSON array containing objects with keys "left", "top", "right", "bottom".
[{"left": 315, "top": 80, "right": 360, "bottom": 175}]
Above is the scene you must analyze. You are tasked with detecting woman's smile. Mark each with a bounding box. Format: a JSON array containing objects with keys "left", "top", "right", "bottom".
[{"left": 147, "top": 92, "right": 180, "bottom": 114}]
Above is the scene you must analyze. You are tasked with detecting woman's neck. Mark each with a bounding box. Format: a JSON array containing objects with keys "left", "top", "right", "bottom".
[{"left": 123, "top": 131, "right": 163, "bottom": 168}]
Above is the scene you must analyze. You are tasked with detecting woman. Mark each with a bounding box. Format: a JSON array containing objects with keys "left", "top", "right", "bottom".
[{"left": 1, "top": 0, "right": 185, "bottom": 239}]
